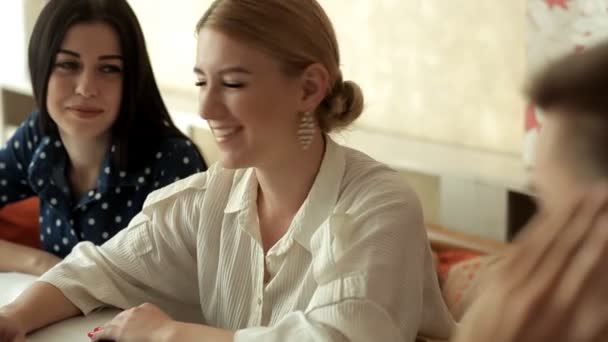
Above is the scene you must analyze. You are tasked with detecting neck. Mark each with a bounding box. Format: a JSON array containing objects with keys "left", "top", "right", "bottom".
[
  {"left": 61, "top": 132, "right": 111, "bottom": 199},
  {"left": 256, "top": 133, "right": 326, "bottom": 232}
]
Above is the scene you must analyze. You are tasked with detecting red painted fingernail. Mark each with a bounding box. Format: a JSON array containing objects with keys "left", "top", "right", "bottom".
[
  {"left": 87, "top": 331, "right": 94, "bottom": 338},
  {"left": 94, "top": 326, "right": 102, "bottom": 332}
]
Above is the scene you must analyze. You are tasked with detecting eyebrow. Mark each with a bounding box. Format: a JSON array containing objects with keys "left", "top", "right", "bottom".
[
  {"left": 193, "top": 66, "right": 252, "bottom": 76},
  {"left": 57, "top": 49, "right": 123, "bottom": 61}
]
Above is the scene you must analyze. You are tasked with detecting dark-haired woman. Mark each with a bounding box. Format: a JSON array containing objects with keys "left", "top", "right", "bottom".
[{"left": 0, "top": 0, "right": 206, "bottom": 275}]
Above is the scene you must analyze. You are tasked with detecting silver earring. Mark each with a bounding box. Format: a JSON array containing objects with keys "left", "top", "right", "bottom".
[{"left": 298, "top": 111, "right": 315, "bottom": 150}]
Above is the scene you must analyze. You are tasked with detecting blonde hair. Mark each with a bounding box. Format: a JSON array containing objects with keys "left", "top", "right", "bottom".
[{"left": 196, "top": 0, "right": 364, "bottom": 133}]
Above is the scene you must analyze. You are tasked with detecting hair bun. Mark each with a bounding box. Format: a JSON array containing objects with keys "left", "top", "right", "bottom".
[{"left": 319, "top": 80, "right": 364, "bottom": 132}]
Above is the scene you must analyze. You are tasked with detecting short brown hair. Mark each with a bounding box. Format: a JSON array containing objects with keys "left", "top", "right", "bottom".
[
  {"left": 526, "top": 41, "right": 608, "bottom": 178},
  {"left": 196, "top": 0, "right": 364, "bottom": 133}
]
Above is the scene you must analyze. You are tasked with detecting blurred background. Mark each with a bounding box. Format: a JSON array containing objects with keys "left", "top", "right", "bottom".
[{"left": 2, "top": 0, "right": 606, "bottom": 240}]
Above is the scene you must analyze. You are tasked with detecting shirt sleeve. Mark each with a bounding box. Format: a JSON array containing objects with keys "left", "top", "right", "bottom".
[
  {"left": 151, "top": 138, "right": 207, "bottom": 189},
  {"left": 0, "top": 113, "right": 39, "bottom": 207},
  {"left": 38, "top": 177, "right": 206, "bottom": 323},
  {"left": 235, "top": 187, "right": 453, "bottom": 342}
]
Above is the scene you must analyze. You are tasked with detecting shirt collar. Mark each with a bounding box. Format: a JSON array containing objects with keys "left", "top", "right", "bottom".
[
  {"left": 289, "top": 137, "right": 345, "bottom": 252},
  {"left": 29, "top": 136, "right": 68, "bottom": 194},
  {"left": 224, "top": 168, "right": 257, "bottom": 214},
  {"left": 29, "top": 139, "right": 142, "bottom": 198},
  {"left": 223, "top": 136, "right": 345, "bottom": 252},
  {"left": 224, "top": 136, "right": 346, "bottom": 252}
]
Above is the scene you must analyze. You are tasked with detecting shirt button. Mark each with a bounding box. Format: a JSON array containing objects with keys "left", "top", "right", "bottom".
[{"left": 257, "top": 297, "right": 262, "bottom": 306}]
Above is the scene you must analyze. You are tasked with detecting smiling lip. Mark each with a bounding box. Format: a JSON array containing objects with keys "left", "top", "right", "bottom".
[
  {"left": 66, "top": 105, "right": 104, "bottom": 117},
  {"left": 211, "top": 126, "right": 243, "bottom": 141}
]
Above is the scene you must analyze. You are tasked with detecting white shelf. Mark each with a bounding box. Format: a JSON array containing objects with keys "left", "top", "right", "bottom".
[
  {"left": 337, "top": 127, "right": 529, "bottom": 194},
  {"left": 0, "top": 77, "right": 32, "bottom": 96}
]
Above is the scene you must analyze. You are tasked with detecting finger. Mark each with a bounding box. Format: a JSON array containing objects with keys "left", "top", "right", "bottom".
[
  {"left": 534, "top": 186, "right": 608, "bottom": 289},
  {"left": 501, "top": 213, "right": 546, "bottom": 271},
  {"left": 478, "top": 214, "right": 560, "bottom": 341},
  {"left": 560, "top": 212, "right": 608, "bottom": 341},
  {"left": 534, "top": 186, "right": 608, "bottom": 301},
  {"left": 90, "top": 314, "right": 123, "bottom": 342},
  {"left": 589, "top": 311, "right": 608, "bottom": 342},
  {"left": 507, "top": 192, "right": 583, "bottom": 287},
  {"left": 514, "top": 187, "right": 608, "bottom": 340},
  {"left": 90, "top": 325, "right": 117, "bottom": 342}
]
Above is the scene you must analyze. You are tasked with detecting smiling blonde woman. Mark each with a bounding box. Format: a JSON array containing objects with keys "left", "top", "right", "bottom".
[{"left": 0, "top": 1, "right": 454, "bottom": 341}]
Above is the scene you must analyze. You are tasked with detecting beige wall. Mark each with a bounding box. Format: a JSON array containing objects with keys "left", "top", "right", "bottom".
[
  {"left": 324, "top": 1, "right": 527, "bottom": 155},
  {"left": 5, "top": 1, "right": 527, "bottom": 155},
  {"left": 131, "top": 0, "right": 526, "bottom": 155}
]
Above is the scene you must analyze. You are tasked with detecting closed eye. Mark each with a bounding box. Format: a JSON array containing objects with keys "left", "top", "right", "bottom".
[{"left": 224, "top": 82, "right": 245, "bottom": 89}]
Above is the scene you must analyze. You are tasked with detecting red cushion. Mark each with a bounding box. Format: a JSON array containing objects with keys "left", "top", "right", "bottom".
[
  {"left": 436, "top": 250, "right": 481, "bottom": 285},
  {"left": 0, "top": 197, "right": 40, "bottom": 248},
  {"left": 440, "top": 254, "right": 502, "bottom": 320}
]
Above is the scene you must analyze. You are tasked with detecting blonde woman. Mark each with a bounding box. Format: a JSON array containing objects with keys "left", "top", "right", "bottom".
[{"left": 0, "top": 1, "right": 454, "bottom": 341}]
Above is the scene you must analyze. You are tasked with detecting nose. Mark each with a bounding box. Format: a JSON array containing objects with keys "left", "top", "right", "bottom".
[
  {"left": 198, "top": 84, "right": 224, "bottom": 121},
  {"left": 75, "top": 69, "right": 99, "bottom": 98}
]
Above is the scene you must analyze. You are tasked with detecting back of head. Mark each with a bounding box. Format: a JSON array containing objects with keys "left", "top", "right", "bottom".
[
  {"left": 196, "top": 0, "right": 364, "bottom": 133},
  {"left": 29, "top": 0, "right": 191, "bottom": 171},
  {"left": 527, "top": 41, "right": 608, "bottom": 179}
]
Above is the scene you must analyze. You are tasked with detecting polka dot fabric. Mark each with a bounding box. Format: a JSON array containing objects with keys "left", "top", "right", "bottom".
[{"left": 0, "top": 111, "right": 206, "bottom": 257}]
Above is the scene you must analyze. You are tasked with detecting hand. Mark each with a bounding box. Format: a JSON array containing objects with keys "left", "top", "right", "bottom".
[
  {"left": 453, "top": 187, "right": 608, "bottom": 342},
  {"left": 89, "top": 303, "right": 174, "bottom": 342},
  {"left": 0, "top": 314, "right": 26, "bottom": 342}
]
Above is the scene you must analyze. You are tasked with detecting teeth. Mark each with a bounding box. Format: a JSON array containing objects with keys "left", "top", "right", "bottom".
[{"left": 213, "top": 127, "right": 239, "bottom": 140}]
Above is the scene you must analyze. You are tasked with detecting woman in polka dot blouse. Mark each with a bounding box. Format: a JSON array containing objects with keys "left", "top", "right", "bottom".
[{"left": 0, "top": 0, "right": 206, "bottom": 275}]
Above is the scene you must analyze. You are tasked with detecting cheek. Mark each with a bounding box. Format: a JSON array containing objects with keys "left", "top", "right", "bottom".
[
  {"left": 106, "top": 80, "right": 123, "bottom": 110},
  {"left": 46, "top": 76, "right": 69, "bottom": 105}
]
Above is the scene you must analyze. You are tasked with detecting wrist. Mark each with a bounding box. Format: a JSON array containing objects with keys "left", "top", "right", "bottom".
[
  {"left": 159, "top": 320, "right": 180, "bottom": 342},
  {"left": 27, "top": 251, "right": 61, "bottom": 276},
  {"left": 0, "top": 304, "right": 27, "bottom": 332},
  {"left": 161, "top": 321, "right": 234, "bottom": 342}
]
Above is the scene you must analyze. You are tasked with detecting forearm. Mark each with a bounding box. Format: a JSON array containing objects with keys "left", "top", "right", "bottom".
[
  {"left": 0, "top": 240, "right": 60, "bottom": 275},
  {"left": 0, "top": 281, "right": 81, "bottom": 333},
  {"left": 165, "top": 322, "right": 234, "bottom": 342}
]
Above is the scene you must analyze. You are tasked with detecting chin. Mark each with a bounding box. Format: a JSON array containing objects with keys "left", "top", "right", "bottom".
[
  {"left": 71, "top": 129, "right": 109, "bottom": 140},
  {"left": 218, "top": 154, "right": 251, "bottom": 170}
]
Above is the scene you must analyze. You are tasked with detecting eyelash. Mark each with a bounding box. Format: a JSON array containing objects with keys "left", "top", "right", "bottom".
[
  {"left": 99, "top": 65, "right": 123, "bottom": 73},
  {"left": 194, "top": 81, "right": 245, "bottom": 89},
  {"left": 55, "top": 61, "right": 79, "bottom": 71},
  {"left": 54, "top": 62, "right": 122, "bottom": 74}
]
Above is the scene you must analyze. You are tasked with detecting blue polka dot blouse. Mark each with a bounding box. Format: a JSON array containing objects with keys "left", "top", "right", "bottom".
[{"left": 0, "top": 111, "right": 206, "bottom": 257}]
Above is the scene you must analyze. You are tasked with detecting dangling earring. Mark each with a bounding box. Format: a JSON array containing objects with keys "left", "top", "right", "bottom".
[{"left": 297, "top": 111, "right": 315, "bottom": 150}]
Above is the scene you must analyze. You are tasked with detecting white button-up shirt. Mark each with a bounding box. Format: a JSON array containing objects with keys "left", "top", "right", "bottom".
[{"left": 41, "top": 138, "right": 454, "bottom": 341}]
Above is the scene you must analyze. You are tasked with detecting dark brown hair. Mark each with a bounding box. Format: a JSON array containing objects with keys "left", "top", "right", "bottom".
[
  {"left": 526, "top": 41, "right": 608, "bottom": 178},
  {"left": 29, "top": 0, "right": 202, "bottom": 172}
]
